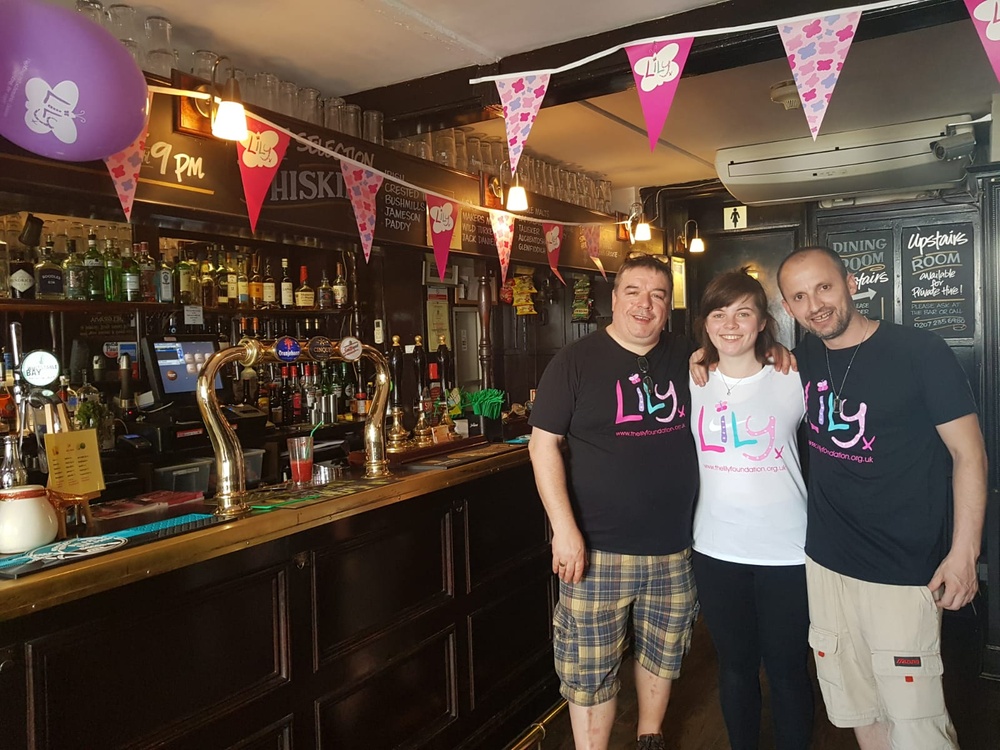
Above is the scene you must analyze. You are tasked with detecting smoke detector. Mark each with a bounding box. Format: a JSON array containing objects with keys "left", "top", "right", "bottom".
[{"left": 770, "top": 80, "right": 801, "bottom": 110}]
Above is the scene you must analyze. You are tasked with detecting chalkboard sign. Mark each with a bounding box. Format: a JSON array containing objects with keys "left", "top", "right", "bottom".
[
  {"left": 827, "top": 228, "right": 895, "bottom": 322},
  {"left": 902, "top": 222, "right": 975, "bottom": 338}
]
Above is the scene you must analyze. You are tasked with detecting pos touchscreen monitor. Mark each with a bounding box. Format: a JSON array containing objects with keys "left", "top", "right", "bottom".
[{"left": 141, "top": 336, "right": 227, "bottom": 406}]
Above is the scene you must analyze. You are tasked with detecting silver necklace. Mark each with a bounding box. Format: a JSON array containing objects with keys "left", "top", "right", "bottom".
[
  {"left": 825, "top": 318, "right": 870, "bottom": 416},
  {"left": 717, "top": 371, "right": 745, "bottom": 396}
]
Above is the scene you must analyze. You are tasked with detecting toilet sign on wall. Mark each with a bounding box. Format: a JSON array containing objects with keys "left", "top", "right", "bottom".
[{"left": 724, "top": 205, "right": 747, "bottom": 230}]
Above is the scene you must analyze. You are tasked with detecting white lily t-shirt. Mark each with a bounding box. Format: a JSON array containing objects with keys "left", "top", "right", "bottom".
[{"left": 689, "top": 366, "right": 807, "bottom": 566}]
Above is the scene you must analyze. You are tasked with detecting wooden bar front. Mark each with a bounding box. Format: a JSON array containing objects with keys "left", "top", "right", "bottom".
[{"left": 0, "top": 450, "right": 557, "bottom": 750}]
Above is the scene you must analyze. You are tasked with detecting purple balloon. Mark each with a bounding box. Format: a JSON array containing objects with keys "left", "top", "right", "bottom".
[{"left": 0, "top": 0, "right": 148, "bottom": 162}]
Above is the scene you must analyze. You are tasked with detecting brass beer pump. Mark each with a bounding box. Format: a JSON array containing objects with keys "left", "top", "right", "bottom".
[
  {"left": 386, "top": 335, "right": 411, "bottom": 453},
  {"left": 411, "top": 335, "right": 433, "bottom": 448},
  {"left": 196, "top": 334, "right": 392, "bottom": 518}
]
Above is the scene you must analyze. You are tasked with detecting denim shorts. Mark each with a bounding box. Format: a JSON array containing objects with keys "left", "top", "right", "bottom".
[{"left": 553, "top": 548, "right": 697, "bottom": 706}]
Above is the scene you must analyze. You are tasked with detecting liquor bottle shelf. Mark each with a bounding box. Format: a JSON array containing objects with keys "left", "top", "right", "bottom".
[
  {"left": 0, "top": 299, "right": 354, "bottom": 316},
  {"left": 0, "top": 299, "right": 172, "bottom": 314}
]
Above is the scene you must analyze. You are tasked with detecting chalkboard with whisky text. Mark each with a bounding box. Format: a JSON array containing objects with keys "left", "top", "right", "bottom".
[{"left": 901, "top": 222, "right": 975, "bottom": 339}]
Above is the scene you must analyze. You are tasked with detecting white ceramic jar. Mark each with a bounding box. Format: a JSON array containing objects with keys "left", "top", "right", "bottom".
[{"left": 0, "top": 485, "right": 59, "bottom": 554}]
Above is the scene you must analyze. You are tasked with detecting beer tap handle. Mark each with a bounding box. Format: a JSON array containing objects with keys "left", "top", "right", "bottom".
[
  {"left": 9, "top": 322, "right": 23, "bottom": 379},
  {"left": 9, "top": 322, "right": 25, "bottom": 443}
]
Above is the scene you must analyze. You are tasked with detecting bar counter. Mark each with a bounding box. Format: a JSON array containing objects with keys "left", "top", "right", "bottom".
[
  {"left": 0, "top": 445, "right": 529, "bottom": 622},
  {"left": 0, "top": 443, "right": 559, "bottom": 750}
]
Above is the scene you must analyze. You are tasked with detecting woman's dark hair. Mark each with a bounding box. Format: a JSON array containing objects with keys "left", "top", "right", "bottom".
[{"left": 695, "top": 267, "right": 778, "bottom": 366}]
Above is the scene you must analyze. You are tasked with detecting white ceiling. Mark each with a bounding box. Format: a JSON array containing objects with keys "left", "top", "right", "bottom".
[{"left": 49, "top": 0, "right": 1000, "bottom": 193}]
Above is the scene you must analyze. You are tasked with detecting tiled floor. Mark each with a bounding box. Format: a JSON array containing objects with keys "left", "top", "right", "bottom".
[{"left": 532, "top": 608, "right": 1000, "bottom": 750}]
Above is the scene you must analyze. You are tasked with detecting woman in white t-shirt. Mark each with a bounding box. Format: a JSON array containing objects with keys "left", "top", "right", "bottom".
[{"left": 689, "top": 269, "right": 812, "bottom": 750}]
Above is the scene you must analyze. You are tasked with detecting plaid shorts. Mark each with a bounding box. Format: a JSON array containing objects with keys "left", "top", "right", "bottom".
[{"left": 553, "top": 548, "right": 697, "bottom": 706}]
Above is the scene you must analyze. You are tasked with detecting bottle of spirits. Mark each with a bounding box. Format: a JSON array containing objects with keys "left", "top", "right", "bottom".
[
  {"left": 56, "top": 375, "right": 79, "bottom": 417},
  {"left": 137, "top": 242, "right": 157, "bottom": 302},
  {"left": 280, "top": 365, "right": 294, "bottom": 426},
  {"left": 200, "top": 249, "right": 217, "bottom": 308},
  {"left": 248, "top": 253, "right": 264, "bottom": 308},
  {"left": 341, "top": 361, "right": 357, "bottom": 417},
  {"left": 256, "top": 365, "right": 271, "bottom": 420},
  {"left": 262, "top": 257, "right": 276, "bottom": 309},
  {"left": 63, "top": 239, "right": 86, "bottom": 300},
  {"left": 436, "top": 335, "right": 453, "bottom": 392},
  {"left": 294, "top": 265, "right": 315, "bottom": 309},
  {"left": 76, "top": 371, "right": 101, "bottom": 404},
  {"left": 268, "top": 364, "right": 283, "bottom": 425},
  {"left": 223, "top": 251, "right": 239, "bottom": 310},
  {"left": 290, "top": 365, "right": 304, "bottom": 423},
  {"left": 214, "top": 247, "right": 229, "bottom": 308},
  {"left": 316, "top": 268, "right": 334, "bottom": 310},
  {"left": 0, "top": 362, "right": 16, "bottom": 432},
  {"left": 175, "top": 248, "right": 196, "bottom": 304},
  {"left": 279, "top": 258, "right": 294, "bottom": 309},
  {"left": 84, "top": 227, "right": 105, "bottom": 301},
  {"left": 240, "top": 363, "right": 258, "bottom": 406},
  {"left": 329, "top": 362, "right": 344, "bottom": 420},
  {"left": 8, "top": 242, "right": 36, "bottom": 300},
  {"left": 156, "top": 247, "right": 175, "bottom": 303},
  {"left": 120, "top": 242, "right": 141, "bottom": 302},
  {"left": 236, "top": 254, "right": 250, "bottom": 308},
  {"left": 103, "top": 235, "right": 122, "bottom": 302},
  {"left": 34, "top": 236, "right": 65, "bottom": 300},
  {"left": 332, "top": 261, "right": 348, "bottom": 309}
]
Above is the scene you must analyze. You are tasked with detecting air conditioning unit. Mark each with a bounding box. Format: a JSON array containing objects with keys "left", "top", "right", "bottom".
[{"left": 715, "top": 115, "right": 974, "bottom": 205}]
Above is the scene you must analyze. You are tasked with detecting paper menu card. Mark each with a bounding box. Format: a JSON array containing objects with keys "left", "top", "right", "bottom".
[{"left": 45, "top": 429, "right": 106, "bottom": 497}]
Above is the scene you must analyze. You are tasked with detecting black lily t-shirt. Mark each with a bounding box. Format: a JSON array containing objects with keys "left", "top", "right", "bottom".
[
  {"left": 528, "top": 329, "right": 697, "bottom": 555},
  {"left": 796, "top": 323, "right": 977, "bottom": 586}
]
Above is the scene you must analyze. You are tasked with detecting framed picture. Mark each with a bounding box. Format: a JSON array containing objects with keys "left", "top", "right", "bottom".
[
  {"left": 423, "top": 255, "right": 459, "bottom": 286},
  {"left": 671, "top": 256, "right": 687, "bottom": 310}
]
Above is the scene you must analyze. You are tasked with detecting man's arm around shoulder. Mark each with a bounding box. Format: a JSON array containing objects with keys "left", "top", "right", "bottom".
[
  {"left": 928, "top": 413, "right": 988, "bottom": 610},
  {"left": 529, "top": 427, "right": 587, "bottom": 583}
]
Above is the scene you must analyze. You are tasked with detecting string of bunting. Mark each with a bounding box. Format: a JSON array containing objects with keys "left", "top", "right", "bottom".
[
  {"left": 100, "top": 1, "right": 1000, "bottom": 285},
  {"left": 113, "top": 86, "right": 613, "bottom": 284},
  {"left": 472, "top": 0, "right": 1000, "bottom": 166}
]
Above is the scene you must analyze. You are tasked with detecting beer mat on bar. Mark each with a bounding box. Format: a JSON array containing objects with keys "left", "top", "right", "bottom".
[
  {"left": 249, "top": 478, "right": 398, "bottom": 511},
  {"left": 0, "top": 513, "right": 221, "bottom": 580}
]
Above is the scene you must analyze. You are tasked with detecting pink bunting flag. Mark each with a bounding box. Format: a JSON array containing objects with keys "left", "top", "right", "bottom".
[
  {"left": 965, "top": 0, "right": 1000, "bottom": 84},
  {"left": 489, "top": 211, "right": 515, "bottom": 283},
  {"left": 103, "top": 90, "right": 153, "bottom": 221},
  {"left": 541, "top": 222, "right": 566, "bottom": 285},
  {"left": 778, "top": 12, "right": 861, "bottom": 139},
  {"left": 495, "top": 73, "right": 550, "bottom": 175},
  {"left": 426, "top": 195, "right": 458, "bottom": 281},
  {"left": 625, "top": 37, "right": 694, "bottom": 151},
  {"left": 236, "top": 113, "right": 291, "bottom": 233},
  {"left": 582, "top": 225, "right": 606, "bottom": 280},
  {"left": 341, "top": 162, "right": 385, "bottom": 263}
]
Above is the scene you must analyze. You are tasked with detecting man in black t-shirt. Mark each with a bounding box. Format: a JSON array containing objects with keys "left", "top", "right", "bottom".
[
  {"left": 529, "top": 254, "right": 698, "bottom": 750},
  {"left": 777, "top": 246, "right": 987, "bottom": 750}
]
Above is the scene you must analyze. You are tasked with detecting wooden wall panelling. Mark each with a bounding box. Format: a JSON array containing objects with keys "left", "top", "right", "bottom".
[
  {"left": 309, "top": 492, "right": 455, "bottom": 665},
  {"left": 224, "top": 715, "right": 294, "bottom": 750},
  {"left": 461, "top": 465, "right": 551, "bottom": 594},
  {"left": 26, "top": 566, "right": 291, "bottom": 750},
  {"left": 314, "top": 626, "right": 458, "bottom": 750}
]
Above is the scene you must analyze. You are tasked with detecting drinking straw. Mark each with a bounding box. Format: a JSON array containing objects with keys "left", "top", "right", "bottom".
[{"left": 310, "top": 422, "right": 324, "bottom": 438}]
